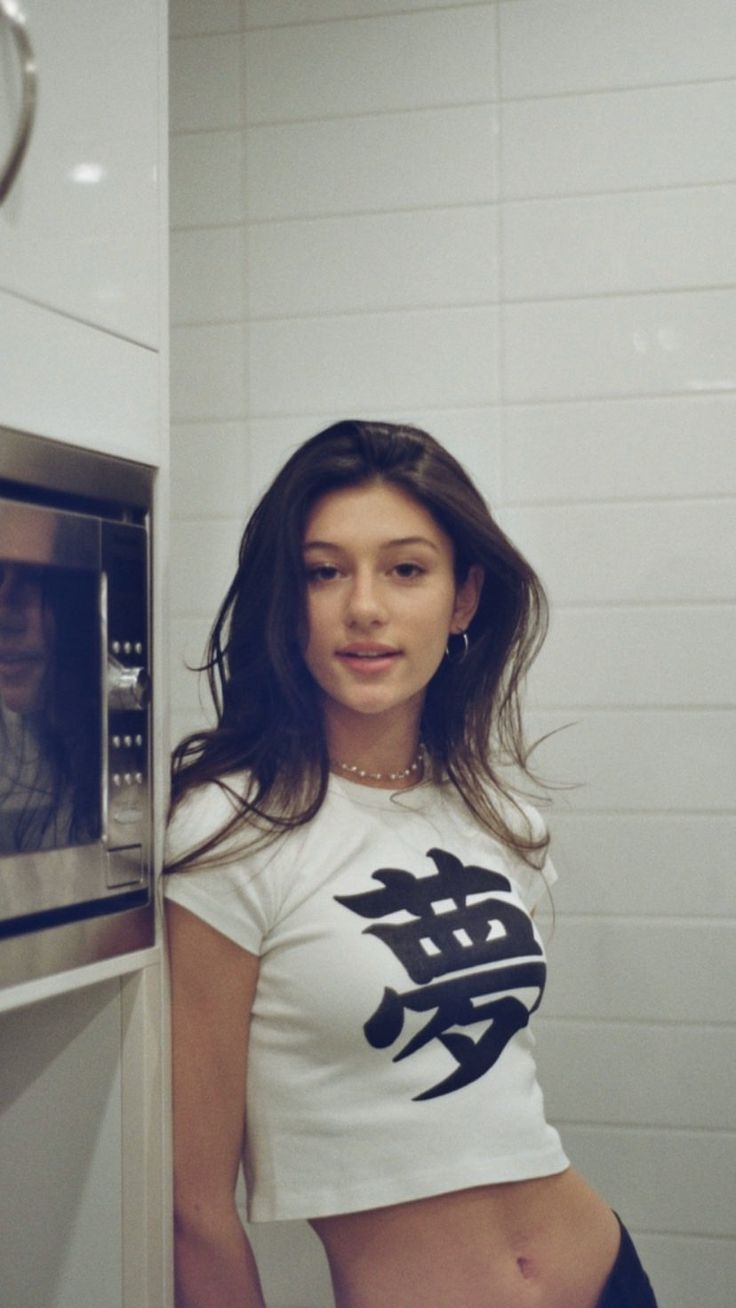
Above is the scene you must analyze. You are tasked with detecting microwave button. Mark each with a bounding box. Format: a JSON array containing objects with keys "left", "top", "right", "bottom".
[
  {"left": 112, "top": 735, "right": 122, "bottom": 749},
  {"left": 135, "top": 772, "right": 144, "bottom": 785},
  {"left": 112, "top": 773, "right": 122, "bottom": 787},
  {"left": 111, "top": 640, "right": 121, "bottom": 654},
  {"left": 134, "top": 641, "right": 143, "bottom": 655},
  {"left": 135, "top": 734, "right": 143, "bottom": 748},
  {"left": 123, "top": 641, "right": 133, "bottom": 654},
  {"left": 123, "top": 734, "right": 133, "bottom": 748}
]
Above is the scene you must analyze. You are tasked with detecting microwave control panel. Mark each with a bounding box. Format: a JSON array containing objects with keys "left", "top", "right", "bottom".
[{"left": 102, "top": 520, "right": 151, "bottom": 889}]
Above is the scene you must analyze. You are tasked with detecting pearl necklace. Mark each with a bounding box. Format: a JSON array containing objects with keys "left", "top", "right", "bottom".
[{"left": 333, "top": 745, "right": 424, "bottom": 783}]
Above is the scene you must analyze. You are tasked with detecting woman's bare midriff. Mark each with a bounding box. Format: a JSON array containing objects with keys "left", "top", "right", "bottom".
[{"left": 309, "top": 1168, "right": 621, "bottom": 1308}]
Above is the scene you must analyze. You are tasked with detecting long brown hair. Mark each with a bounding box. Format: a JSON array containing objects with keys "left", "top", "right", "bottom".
[{"left": 167, "top": 421, "right": 549, "bottom": 871}]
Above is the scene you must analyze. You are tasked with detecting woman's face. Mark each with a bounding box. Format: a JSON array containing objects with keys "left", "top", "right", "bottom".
[
  {"left": 302, "top": 481, "right": 482, "bottom": 742},
  {"left": 0, "top": 563, "right": 54, "bottom": 716}
]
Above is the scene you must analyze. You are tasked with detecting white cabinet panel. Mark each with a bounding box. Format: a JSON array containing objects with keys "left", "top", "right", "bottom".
[
  {"left": 0, "top": 290, "right": 159, "bottom": 460},
  {"left": 0, "top": 982, "right": 123, "bottom": 1308},
  {"left": 0, "top": 0, "right": 160, "bottom": 348}
]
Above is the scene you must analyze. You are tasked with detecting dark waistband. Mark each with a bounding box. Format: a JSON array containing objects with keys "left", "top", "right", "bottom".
[{"left": 596, "top": 1215, "right": 659, "bottom": 1308}]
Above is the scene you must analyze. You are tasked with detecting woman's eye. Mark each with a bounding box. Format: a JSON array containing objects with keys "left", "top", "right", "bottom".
[
  {"left": 305, "top": 564, "right": 340, "bottom": 583},
  {"left": 393, "top": 563, "right": 424, "bottom": 579}
]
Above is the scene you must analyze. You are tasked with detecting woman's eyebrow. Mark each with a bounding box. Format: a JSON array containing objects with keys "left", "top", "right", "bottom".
[
  {"left": 303, "top": 540, "right": 340, "bottom": 552},
  {"left": 385, "top": 536, "right": 439, "bottom": 551},
  {"left": 303, "top": 536, "right": 439, "bottom": 552}
]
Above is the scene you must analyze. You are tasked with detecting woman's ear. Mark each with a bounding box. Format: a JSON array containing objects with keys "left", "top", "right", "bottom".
[{"left": 450, "top": 564, "right": 484, "bottom": 634}]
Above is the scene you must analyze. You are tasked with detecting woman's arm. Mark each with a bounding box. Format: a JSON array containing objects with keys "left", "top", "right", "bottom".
[{"left": 166, "top": 899, "right": 265, "bottom": 1308}]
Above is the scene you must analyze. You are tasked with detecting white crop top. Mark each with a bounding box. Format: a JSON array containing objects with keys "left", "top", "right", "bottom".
[{"left": 164, "top": 774, "right": 569, "bottom": 1222}]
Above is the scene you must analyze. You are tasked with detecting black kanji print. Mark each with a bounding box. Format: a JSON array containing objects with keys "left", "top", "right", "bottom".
[{"left": 336, "top": 847, "right": 546, "bottom": 1100}]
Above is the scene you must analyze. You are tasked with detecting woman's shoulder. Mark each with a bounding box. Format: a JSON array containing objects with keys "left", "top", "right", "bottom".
[
  {"left": 165, "top": 773, "right": 255, "bottom": 870},
  {"left": 499, "top": 789, "right": 550, "bottom": 846},
  {"left": 492, "top": 789, "right": 556, "bottom": 905},
  {"left": 438, "top": 781, "right": 555, "bottom": 909},
  {"left": 437, "top": 774, "right": 549, "bottom": 842}
]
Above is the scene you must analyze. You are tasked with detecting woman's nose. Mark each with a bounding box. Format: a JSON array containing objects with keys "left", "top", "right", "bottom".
[{"left": 344, "top": 574, "right": 388, "bottom": 626}]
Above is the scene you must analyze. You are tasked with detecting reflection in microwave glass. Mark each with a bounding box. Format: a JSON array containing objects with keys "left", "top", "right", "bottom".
[{"left": 0, "top": 559, "right": 101, "bottom": 854}]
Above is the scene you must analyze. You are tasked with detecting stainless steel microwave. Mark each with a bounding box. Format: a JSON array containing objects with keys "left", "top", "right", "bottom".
[{"left": 0, "top": 427, "right": 155, "bottom": 988}]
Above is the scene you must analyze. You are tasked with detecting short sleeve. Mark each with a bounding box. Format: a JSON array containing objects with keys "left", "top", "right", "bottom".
[
  {"left": 518, "top": 851, "right": 557, "bottom": 915},
  {"left": 503, "top": 798, "right": 558, "bottom": 915},
  {"left": 163, "top": 783, "right": 270, "bottom": 956}
]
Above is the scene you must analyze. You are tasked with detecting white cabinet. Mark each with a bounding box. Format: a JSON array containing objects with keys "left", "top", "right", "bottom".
[
  {"left": 0, "top": 966, "right": 171, "bottom": 1308},
  {"left": 0, "top": 0, "right": 166, "bottom": 461},
  {"left": 0, "top": 0, "right": 160, "bottom": 348},
  {"left": 0, "top": 5, "right": 170, "bottom": 1304}
]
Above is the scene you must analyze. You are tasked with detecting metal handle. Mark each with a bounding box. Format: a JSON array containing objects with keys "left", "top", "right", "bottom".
[
  {"left": 107, "top": 658, "right": 151, "bottom": 712},
  {"left": 0, "top": 0, "right": 37, "bottom": 205}
]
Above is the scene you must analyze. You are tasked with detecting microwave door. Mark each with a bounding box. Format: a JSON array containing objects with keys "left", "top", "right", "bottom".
[
  {"left": 0, "top": 499, "right": 111, "bottom": 931},
  {"left": 0, "top": 506, "right": 152, "bottom": 934}
]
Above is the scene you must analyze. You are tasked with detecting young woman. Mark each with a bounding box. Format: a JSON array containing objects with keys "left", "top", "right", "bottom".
[{"left": 164, "top": 421, "right": 658, "bottom": 1308}]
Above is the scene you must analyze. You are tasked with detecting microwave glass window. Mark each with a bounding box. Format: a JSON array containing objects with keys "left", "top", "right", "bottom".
[{"left": 0, "top": 559, "right": 101, "bottom": 854}]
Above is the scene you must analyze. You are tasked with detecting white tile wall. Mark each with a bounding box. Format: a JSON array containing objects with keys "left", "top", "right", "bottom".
[
  {"left": 247, "top": 104, "right": 500, "bottom": 220},
  {"left": 248, "top": 307, "right": 500, "bottom": 414},
  {"left": 502, "top": 82, "right": 736, "bottom": 198},
  {"left": 503, "top": 289, "right": 736, "bottom": 402},
  {"left": 169, "top": 422, "right": 251, "bottom": 512},
  {"left": 171, "top": 0, "right": 240, "bottom": 37},
  {"left": 530, "top": 606, "right": 736, "bottom": 708},
  {"left": 503, "top": 499, "right": 736, "bottom": 603},
  {"left": 170, "top": 34, "right": 243, "bottom": 131},
  {"left": 244, "top": 9, "right": 498, "bottom": 122},
  {"left": 244, "top": 0, "right": 481, "bottom": 26},
  {"left": 499, "top": 0, "right": 736, "bottom": 96},
  {"left": 170, "top": 323, "right": 247, "bottom": 419},
  {"left": 543, "top": 813, "right": 736, "bottom": 917},
  {"left": 171, "top": 227, "right": 246, "bottom": 323},
  {"left": 528, "top": 708, "right": 736, "bottom": 810},
  {"left": 636, "top": 1235, "right": 736, "bottom": 1308},
  {"left": 503, "top": 186, "right": 736, "bottom": 299},
  {"left": 542, "top": 917, "right": 734, "bottom": 1022},
  {"left": 170, "top": 2, "right": 736, "bottom": 1303},
  {"left": 536, "top": 1020, "right": 736, "bottom": 1129},
  {"left": 560, "top": 1127, "right": 734, "bottom": 1236},
  {"left": 504, "top": 395, "right": 736, "bottom": 499},
  {"left": 248, "top": 206, "right": 499, "bottom": 317},
  {"left": 169, "top": 517, "right": 244, "bottom": 616},
  {"left": 169, "top": 131, "right": 245, "bottom": 226}
]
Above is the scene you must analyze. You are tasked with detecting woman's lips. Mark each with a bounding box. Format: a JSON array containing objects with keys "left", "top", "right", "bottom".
[{"left": 336, "top": 647, "right": 401, "bottom": 674}]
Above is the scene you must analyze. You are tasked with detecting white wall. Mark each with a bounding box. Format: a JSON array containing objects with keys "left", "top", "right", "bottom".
[{"left": 169, "top": 3, "right": 736, "bottom": 1305}]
